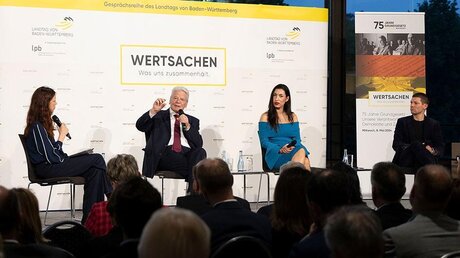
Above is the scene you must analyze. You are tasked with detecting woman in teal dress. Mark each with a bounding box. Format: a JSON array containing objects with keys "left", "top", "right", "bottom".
[{"left": 259, "top": 84, "right": 310, "bottom": 171}]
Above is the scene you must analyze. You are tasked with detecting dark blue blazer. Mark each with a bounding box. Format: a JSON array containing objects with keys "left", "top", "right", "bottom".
[
  {"left": 392, "top": 115, "right": 444, "bottom": 163},
  {"left": 136, "top": 109, "right": 203, "bottom": 178},
  {"left": 375, "top": 202, "right": 413, "bottom": 230},
  {"left": 288, "top": 230, "right": 330, "bottom": 258},
  {"left": 200, "top": 201, "right": 272, "bottom": 252}
]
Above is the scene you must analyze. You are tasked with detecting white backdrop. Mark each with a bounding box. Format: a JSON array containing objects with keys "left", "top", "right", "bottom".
[{"left": 0, "top": 0, "right": 328, "bottom": 207}]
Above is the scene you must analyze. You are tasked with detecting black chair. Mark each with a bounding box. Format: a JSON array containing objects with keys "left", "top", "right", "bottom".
[
  {"left": 18, "top": 134, "right": 85, "bottom": 225},
  {"left": 258, "top": 146, "right": 278, "bottom": 205},
  {"left": 43, "top": 220, "right": 92, "bottom": 258},
  {"left": 261, "top": 147, "right": 280, "bottom": 174},
  {"left": 441, "top": 250, "right": 460, "bottom": 258},
  {"left": 156, "top": 170, "right": 188, "bottom": 201},
  {"left": 211, "top": 235, "right": 272, "bottom": 258}
]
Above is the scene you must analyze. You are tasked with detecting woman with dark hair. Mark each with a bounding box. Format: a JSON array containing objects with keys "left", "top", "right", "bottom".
[
  {"left": 257, "top": 163, "right": 312, "bottom": 258},
  {"left": 11, "top": 188, "right": 47, "bottom": 244},
  {"left": 259, "top": 84, "right": 310, "bottom": 170},
  {"left": 23, "top": 86, "right": 112, "bottom": 223},
  {"left": 331, "top": 162, "right": 365, "bottom": 205}
]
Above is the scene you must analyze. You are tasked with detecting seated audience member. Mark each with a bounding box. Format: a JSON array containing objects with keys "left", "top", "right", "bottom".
[
  {"left": 371, "top": 162, "right": 412, "bottom": 230},
  {"left": 446, "top": 178, "right": 460, "bottom": 220},
  {"left": 289, "top": 169, "right": 350, "bottom": 258},
  {"left": 193, "top": 158, "right": 272, "bottom": 253},
  {"left": 176, "top": 194, "right": 250, "bottom": 216},
  {"left": 325, "top": 205, "right": 383, "bottom": 258},
  {"left": 85, "top": 154, "right": 141, "bottom": 237},
  {"left": 383, "top": 165, "right": 460, "bottom": 257},
  {"left": 448, "top": 156, "right": 460, "bottom": 216},
  {"left": 10, "top": 188, "right": 47, "bottom": 244},
  {"left": 257, "top": 162, "right": 311, "bottom": 258},
  {"left": 0, "top": 186, "right": 73, "bottom": 258},
  {"left": 103, "top": 177, "right": 162, "bottom": 258},
  {"left": 138, "top": 208, "right": 211, "bottom": 258},
  {"left": 331, "top": 162, "right": 366, "bottom": 205}
]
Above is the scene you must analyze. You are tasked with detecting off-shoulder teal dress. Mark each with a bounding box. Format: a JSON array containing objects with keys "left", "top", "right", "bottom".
[{"left": 258, "top": 121, "right": 310, "bottom": 170}]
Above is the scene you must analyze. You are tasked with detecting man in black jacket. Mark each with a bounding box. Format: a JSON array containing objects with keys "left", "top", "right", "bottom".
[
  {"left": 392, "top": 93, "right": 444, "bottom": 170},
  {"left": 371, "top": 162, "right": 412, "bottom": 230}
]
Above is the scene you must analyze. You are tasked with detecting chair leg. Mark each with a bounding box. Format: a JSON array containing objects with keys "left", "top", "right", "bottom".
[
  {"left": 70, "top": 183, "right": 76, "bottom": 219},
  {"left": 45, "top": 185, "right": 53, "bottom": 226},
  {"left": 160, "top": 176, "right": 165, "bottom": 202},
  {"left": 256, "top": 173, "right": 263, "bottom": 209}
]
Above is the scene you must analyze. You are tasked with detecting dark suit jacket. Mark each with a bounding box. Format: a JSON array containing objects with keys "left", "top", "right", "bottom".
[
  {"left": 176, "top": 195, "right": 250, "bottom": 216},
  {"left": 3, "top": 242, "right": 74, "bottom": 258},
  {"left": 392, "top": 115, "right": 444, "bottom": 163},
  {"left": 136, "top": 109, "right": 203, "bottom": 178},
  {"left": 288, "top": 230, "right": 330, "bottom": 258},
  {"left": 200, "top": 201, "right": 272, "bottom": 253},
  {"left": 375, "top": 202, "right": 413, "bottom": 230}
]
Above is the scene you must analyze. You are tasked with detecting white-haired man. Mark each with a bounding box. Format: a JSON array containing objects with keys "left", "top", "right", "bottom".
[{"left": 136, "top": 87, "right": 206, "bottom": 189}]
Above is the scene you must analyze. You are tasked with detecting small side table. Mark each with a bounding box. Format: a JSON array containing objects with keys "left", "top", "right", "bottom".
[{"left": 231, "top": 171, "right": 271, "bottom": 207}]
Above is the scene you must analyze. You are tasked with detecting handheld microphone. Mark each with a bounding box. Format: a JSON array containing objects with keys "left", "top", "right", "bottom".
[
  {"left": 178, "top": 109, "right": 187, "bottom": 131},
  {"left": 52, "top": 115, "right": 71, "bottom": 139},
  {"left": 287, "top": 140, "right": 297, "bottom": 148}
]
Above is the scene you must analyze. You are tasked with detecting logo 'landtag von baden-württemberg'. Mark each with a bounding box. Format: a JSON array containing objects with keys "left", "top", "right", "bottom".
[
  {"left": 286, "top": 27, "right": 301, "bottom": 40},
  {"left": 55, "top": 17, "right": 74, "bottom": 30},
  {"left": 31, "top": 17, "right": 74, "bottom": 37},
  {"left": 266, "top": 27, "right": 302, "bottom": 46}
]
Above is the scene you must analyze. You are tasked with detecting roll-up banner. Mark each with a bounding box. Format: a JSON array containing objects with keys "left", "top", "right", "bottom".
[{"left": 355, "top": 12, "right": 425, "bottom": 169}]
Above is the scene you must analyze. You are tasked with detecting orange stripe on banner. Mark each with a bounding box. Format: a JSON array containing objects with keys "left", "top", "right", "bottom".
[{"left": 356, "top": 55, "right": 425, "bottom": 77}]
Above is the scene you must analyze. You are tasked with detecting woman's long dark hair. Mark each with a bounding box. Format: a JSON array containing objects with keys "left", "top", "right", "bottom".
[
  {"left": 24, "top": 86, "right": 55, "bottom": 137},
  {"left": 271, "top": 166, "right": 312, "bottom": 235},
  {"left": 267, "top": 84, "right": 294, "bottom": 131}
]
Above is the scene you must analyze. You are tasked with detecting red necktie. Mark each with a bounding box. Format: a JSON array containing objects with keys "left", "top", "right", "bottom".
[{"left": 172, "top": 114, "right": 182, "bottom": 152}]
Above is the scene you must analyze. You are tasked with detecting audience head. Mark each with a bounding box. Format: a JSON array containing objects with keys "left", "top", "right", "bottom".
[
  {"left": 0, "top": 186, "right": 19, "bottom": 239},
  {"left": 106, "top": 154, "right": 141, "bottom": 188},
  {"left": 445, "top": 178, "right": 460, "bottom": 220},
  {"left": 193, "top": 158, "right": 233, "bottom": 203},
  {"left": 272, "top": 162, "right": 311, "bottom": 235},
  {"left": 371, "top": 162, "right": 406, "bottom": 207},
  {"left": 410, "top": 164, "right": 452, "bottom": 212},
  {"left": 325, "top": 205, "right": 383, "bottom": 258},
  {"left": 24, "top": 86, "right": 56, "bottom": 137},
  {"left": 331, "top": 162, "right": 363, "bottom": 205},
  {"left": 107, "top": 177, "right": 162, "bottom": 239},
  {"left": 138, "top": 208, "right": 210, "bottom": 258},
  {"left": 307, "top": 169, "right": 349, "bottom": 226},
  {"left": 0, "top": 233, "right": 3, "bottom": 258},
  {"left": 11, "top": 188, "right": 46, "bottom": 244}
]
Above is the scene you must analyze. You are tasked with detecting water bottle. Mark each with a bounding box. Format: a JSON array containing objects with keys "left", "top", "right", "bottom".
[
  {"left": 342, "top": 149, "right": 348, "bottom": 165},
  {"left": 237, "top": 150, "right": 244, "bottom": 172},
  {"left": 221, "top": 150, "right": 227, "bottom": 163}
]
